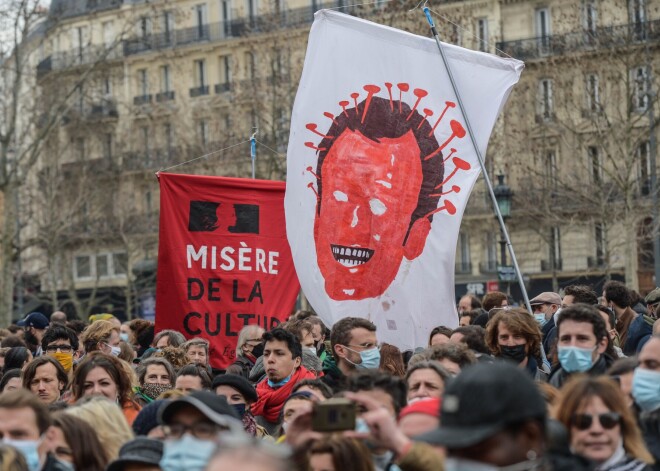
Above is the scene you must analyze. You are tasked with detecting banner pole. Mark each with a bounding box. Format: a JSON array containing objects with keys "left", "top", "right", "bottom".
[
  {"left": 250, "top": 130, "right": 257, "bottom": 179},
  {"left": 421, "top": 6, "right": 532, "bottom": 313}
]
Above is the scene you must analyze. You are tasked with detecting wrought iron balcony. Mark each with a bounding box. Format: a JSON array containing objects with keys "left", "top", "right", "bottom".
[
  {"left": 215, "top": 82, "right": 232, "bottom": 94},
  {"left": 156, "top": 91, "right": 175, "bottom": 102},
  {"left": 123, "top": 6, "right": 321, "bottom": 56},
  {"left": 36, "top": 45, "right": 123, "bottom": 78},
  {"left": 189, "top": 86, "right": 210, "bottom": 97},
  {"left": 133, "top": 95, "right": 152, "bottom": 106},
  {"left": 497, "top": 19, "right": 660, "bottom": 60}
]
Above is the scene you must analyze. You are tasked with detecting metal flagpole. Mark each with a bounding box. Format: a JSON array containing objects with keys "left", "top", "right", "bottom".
[
  {"left": 250, "top": 130, "right": 257, "bottom": 179},
  {"left": 422, "top": 6, "right": 532, "bottom": 313}
]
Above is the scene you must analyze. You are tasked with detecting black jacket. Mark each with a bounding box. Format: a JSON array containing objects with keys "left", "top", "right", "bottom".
[{"left": 548, "top": 354, "right": 615, "bottom": 389}]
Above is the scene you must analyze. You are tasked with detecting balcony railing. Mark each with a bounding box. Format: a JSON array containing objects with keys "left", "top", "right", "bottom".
[
  {"left": 455, "top": 261, "right": 473, "bottom": 274},
  {"left": 215, "top": 82, "right": 232, "bottom": 94},
  {"left": 540, "top": 259, "right": 563, "bottom": 271},
  {"left": 156, "top": 91, "right": 175, "bottom": 102},
  {"left": 123, "top": 6, "right": 322, "bottom": 56},
  {"left": 37, "top": 45, "right": 123, "bottom": 77},
  {"left": 89, "top": 100, "right": 118, "bottom": 118},
  {"left": 189, "top": 86, "right": 210, "bottom": 97},
  {"left": 479, "top": 261, "right": 498, "bottom": 274},
  {"left": 133, "top": 94, "right": 152, "bottom": 105},
  {"left": 497, "top": 19, "right": 660, "bottom": 60}
]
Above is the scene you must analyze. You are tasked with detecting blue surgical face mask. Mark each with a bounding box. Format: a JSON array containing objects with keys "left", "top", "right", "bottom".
[
  {"left": 119, "top": 333, "right": 129, "bottom": 342},
  {"left": 160, "top": 434, "right": 217, "bottom": 471},
  {"left": 345, "top": 346, "right": 381, "bottom": 370},
  {"left": 558, "top": 345, "right": 596, "bottom": 373},
  {"left": 632, "top": 368, "right": 660, "bottom": 412},
  {"left": 4, "top": 439, "right": 41, "bottom": 471},
  {"left": 534, "top": 313, "right": 547, "bottom": 326},
  {"left": 267, "top": 369, "right": 295, "bottom": 388}
]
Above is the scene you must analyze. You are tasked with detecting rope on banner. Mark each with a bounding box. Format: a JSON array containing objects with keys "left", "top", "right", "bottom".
[{"left": 157, "top": 139, "right": 251, "bottom": 173}]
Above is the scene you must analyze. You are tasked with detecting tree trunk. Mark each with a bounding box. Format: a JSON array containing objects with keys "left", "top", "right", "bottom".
[{"left": 0, "top": 186, "right": 17, "bottom": 325}]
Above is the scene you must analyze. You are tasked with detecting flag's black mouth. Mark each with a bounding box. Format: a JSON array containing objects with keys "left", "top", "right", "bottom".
[{"left": 331, "top": 244, "right": 374, "bottom": 267}]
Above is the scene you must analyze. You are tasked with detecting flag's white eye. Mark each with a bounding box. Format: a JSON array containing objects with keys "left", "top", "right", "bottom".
[
  {"left": 370, "top": 199, "right": 387, "bottom": 216},
  {"left": 333, "top": 191, "right": 348, "bottom": 202}
]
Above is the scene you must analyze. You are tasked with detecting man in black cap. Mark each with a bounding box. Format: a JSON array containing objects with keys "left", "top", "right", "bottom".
[
  {"left": 418, "top": 362, "right": 589, "bottom": 470},
  {"left": 158, "top": 390, "right": 245, "bottom": 471},
  {"left": 419, "top": 362, "right": 546, "bottom": 469},
  {"left": 17, "top": 312, "right": 49, "bottom": 356},
  {"left": 106, "top": 437, "right": 163, "bottom": 471}
]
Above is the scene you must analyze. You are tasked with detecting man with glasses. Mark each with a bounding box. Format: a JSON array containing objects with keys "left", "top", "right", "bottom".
[
  {"left": 321, "top": 317, "right": 380, "bottom": 393},
  {"left": 226, "top": 325, "right": 265, "bottom": 379},
  {"left": 40, "top": 324, "right": 79, "bottom": 373},
  {"left": 158, "top": 390, "right": 245, "bottom": 471}
]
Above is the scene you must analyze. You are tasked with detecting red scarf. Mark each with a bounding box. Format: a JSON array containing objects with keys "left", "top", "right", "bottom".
[{"left": 252, "top": 366, "right": 316, "bottom": 422}]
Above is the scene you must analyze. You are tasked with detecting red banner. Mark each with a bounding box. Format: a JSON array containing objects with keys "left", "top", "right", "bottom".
[{"left": 155, "top": 173, "right": 300, "bottom": 369}]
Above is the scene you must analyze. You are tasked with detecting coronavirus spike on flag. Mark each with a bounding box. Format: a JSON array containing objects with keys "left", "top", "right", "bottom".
[{"left": 285, "top": 10, "right": 523, "bottom": 350}]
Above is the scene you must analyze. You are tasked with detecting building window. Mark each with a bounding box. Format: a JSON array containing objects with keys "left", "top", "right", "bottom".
[
  {"left": 633, "top": 66, "right": 649, "bottom": 111},
  {"left": 595, "top": 222, "right": 605, "bottom": 264},
  {"left": 103, "top": 133, "right": 113, "bottom": 160},
  {"left": 449, "top": 23, "right": 462, "bottom": 46},
  {"left": 102, "top": 21, "right": 114, "bottom": 47},
  {"left": 163, "top": 11, "right": 174, "bottom": 43},
  {"left": 584, "top": 1, "right": 597, "bottom": 33},
  {"left": 195, "top": 59, "right": 206, "bottom": 87},
  {"left": 138, "top": 16, "right": 152, "bottom": 38},
  {"left": 543, "top": 149, "right": 557, "bottom": 187},
  {"left": 536, "top": 8, "right": 551, "bottom": 37},
  {"left": 247, "top": 0, "right": 257, "bottom": 20},
  {"left": 142, "top": 126, "right": 150, "bottom": 163},
  {"left": 138, "top": 69, "right": 149, "bottom": 96},
  {"left": 220, "top": 55, "right": 231, "bottom": 85},
  {"left": 161, "top": 65, "right": 171, "bottom": 92},
  {"left": 458, "top": 232, "right": 471, "bottom": 271},
  {"left": 588, "top": 146, "right": 602, "bottom": 184},
  {"left": 73, "top": 252, "right": 128, "bottom": 280},
  {"left": 486, "top": 232, "right": 497, "bottom": 270},
  {"left": 164, "top": 123, "right": 174, "bottom": 156},
  {"left": 538, "top": 79, "right": 553, "bottom": 120},
  {"left": 75, "top": 138, "right": 85, "bottom": 160},
  {"left": 549, "top": 226, "right": 561, "bottom": 268},
  {"left": 199, "top": 120, "right": 208, "bottom": 147},
  {"left": 195, "top": 4, "right": 208, "bottom": 38},
  {"left": 245, "top": 52, "right": 256, "bottom": 79},
  {"left": 586, "top": 73, "right": 599, "bottom": 112},
  {"left": 638, "top": 140, "right": 651, "bottom": 194},
  {"left": 631, "top": 0, "right": 646, "bottom": 25},
  {"left": 477, "top": 18, "right": 488, "bottom": 52}
]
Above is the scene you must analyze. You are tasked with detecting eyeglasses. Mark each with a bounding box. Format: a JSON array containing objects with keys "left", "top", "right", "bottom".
[
  {"left": 163, "top": 422, "right": 223, "bottom": 439},
  {"left": 45, "top": 345, "right": 73, "bottom": 354},
  {"left": 571, "top": 412, "right": 621, "bottom": 430}
]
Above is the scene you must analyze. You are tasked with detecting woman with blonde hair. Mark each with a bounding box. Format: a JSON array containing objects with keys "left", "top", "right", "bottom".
[
  {"left": 0, "top": 444, "right": 28, "bottom": 471},
  {"left": 80, "top": 320, "right": 120, "bottom": 356},
  {"left": 554, "top": 376, "right": 654, "bottom": 470},
  {"left": 65, "top": 396, "right": 134, "bottom": 460}
]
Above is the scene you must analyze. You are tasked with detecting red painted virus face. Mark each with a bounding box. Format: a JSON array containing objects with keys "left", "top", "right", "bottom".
[{"left": 313, "top": 128, "right": 431, "bottom": 300}]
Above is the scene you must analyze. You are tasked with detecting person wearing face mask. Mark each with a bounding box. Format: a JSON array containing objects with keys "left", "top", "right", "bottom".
[
  {"left": 548, "top": 304, "right": 614, "bottom": 389},
  {"left": 41, "top": 325, "right": 79, "bottom": 375},
  {"left": 226, "top": 326, "right": 266, "bottom": 379},
  {"left": 17, "top": 312, "right": 50, "bottom": 356},
  {"left": 79, "top": 320, "right": 122, "bottom": 358},
  {"left": 0, "top": 390, "right": 51, "bottom": 471},
  {"left": 632, "top": 335, "right": 660, "bottom": 466},
  {"left": 158, "top": 390, "right": 246, "bottom": 471},
  {"left": 251, "top": 328, "right": 315, "bottom": 434},
  {"left": 212, "top": 374, "right": 268, "bottom": 438},
  {"left": 485, "top": 308, "right": 550, "bottom": 381},
  {"left": 134, "top": 358, "right": 176, "bottom": 406},
  {"left": 529, "top": 292, "right": 561, "bottom": 344},
  {"left": 320, "top": 317, "right": 380, "bottom": 393}
]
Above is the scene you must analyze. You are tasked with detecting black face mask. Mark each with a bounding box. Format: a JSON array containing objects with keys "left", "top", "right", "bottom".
[
  {"left": 500, "top": 344, "right": 527, "bottom": 363},
  {"left": 251, "top": 342, "right": 264, "bottom": 358}
]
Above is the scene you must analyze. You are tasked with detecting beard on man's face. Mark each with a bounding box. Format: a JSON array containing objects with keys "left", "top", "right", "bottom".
[{"left": 24, "top": 330, "right": 39, "bottom": 349}]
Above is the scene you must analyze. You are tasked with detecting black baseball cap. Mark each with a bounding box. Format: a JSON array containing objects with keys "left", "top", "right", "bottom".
[
  {"left": 158, "top": 390, "right": 243, "bottom": 432},
  {"left": 17, "top": 312, "right": 49, "bottom": 329},
  {"left": 106, "top": 438, "right": 163, "bottom": 471},
  {"left": 418, "top": 362, "right": 547, "bottom": 448}
]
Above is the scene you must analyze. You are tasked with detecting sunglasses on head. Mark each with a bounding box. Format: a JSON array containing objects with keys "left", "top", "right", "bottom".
[{"left": 571, "top": 412, "right": 621, "bottom": 430}]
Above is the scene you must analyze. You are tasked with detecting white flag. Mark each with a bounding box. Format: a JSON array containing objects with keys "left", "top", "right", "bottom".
[{"left": 285, "top": 10, "right": 523, "bottom": 350}]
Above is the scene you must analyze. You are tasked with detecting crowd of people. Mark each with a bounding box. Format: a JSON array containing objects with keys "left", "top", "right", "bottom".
[{"left": 0, "top": 279, "right": 658, "bottom": 471}]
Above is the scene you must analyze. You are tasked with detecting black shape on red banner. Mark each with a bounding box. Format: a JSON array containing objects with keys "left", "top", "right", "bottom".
[
  {"left": 188, "top": 201, "right": 220, "bottom": 232},
  {"left": 229, "top": 204, "right": 260, "bottom": 234}
]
